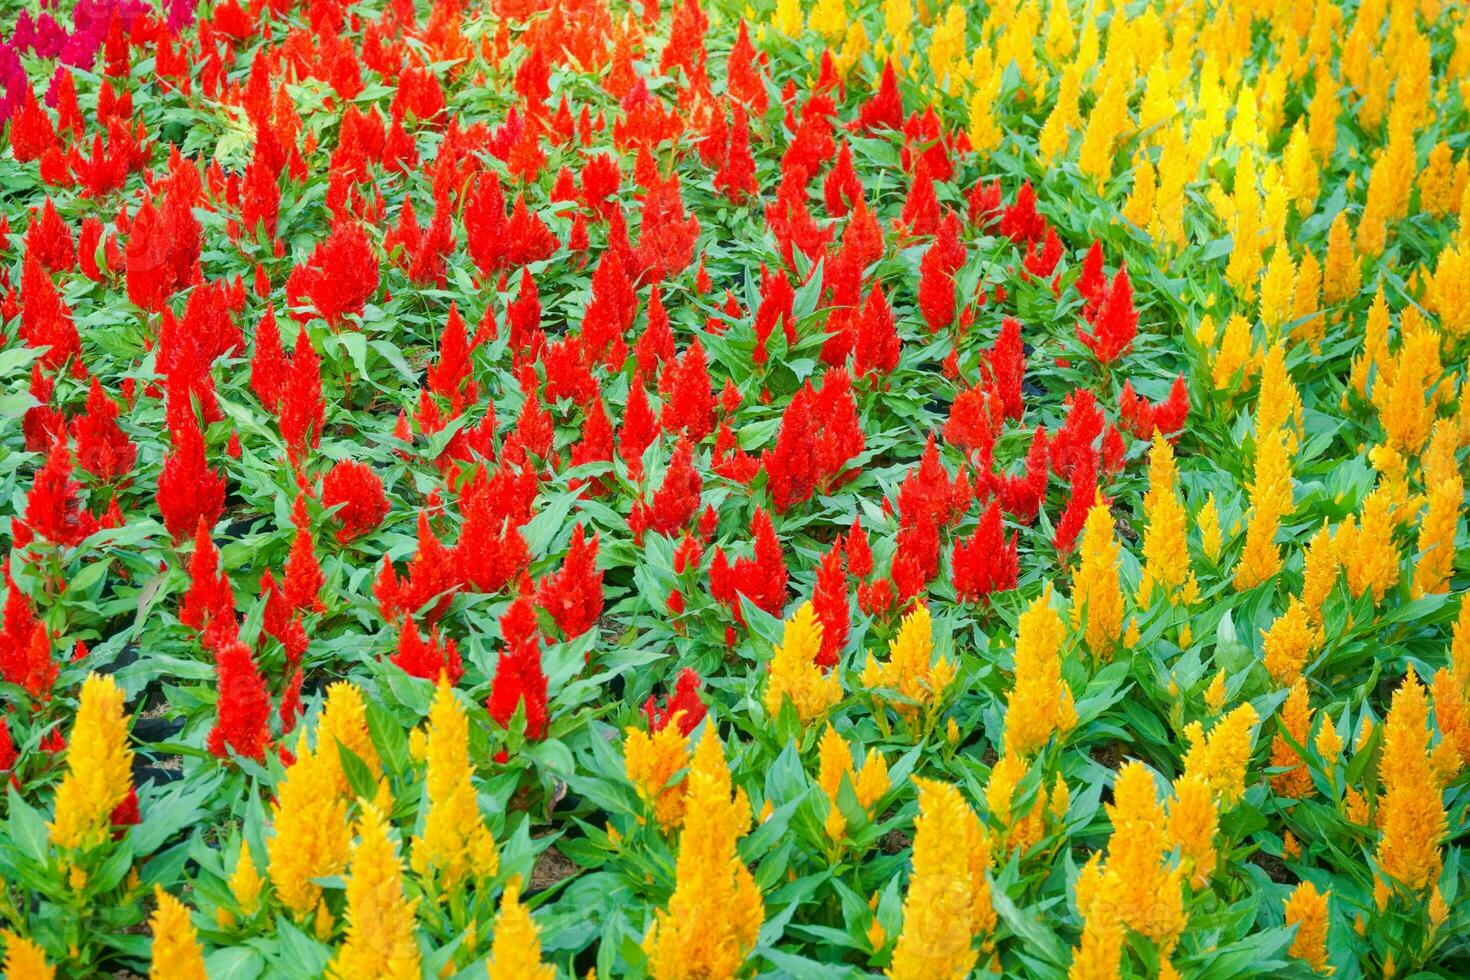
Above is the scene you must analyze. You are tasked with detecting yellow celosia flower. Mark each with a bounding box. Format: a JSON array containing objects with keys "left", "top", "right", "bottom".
[
  {"left": 644, "top": 730, "right": 763, "bottom": 979},
  {"left": 1137, "top": 435, "right": 1189, "bottom": 606},
  {"left": 1258, "top": 247, "right": 1296, "bottom": 334},
  {"left": 1077, "top": 76, "right": 1128, "bottom": 189},
  {"left": 317, "top": 682, "right": 384, "bottom": 800},
  {"left": 1427, "top": 244, "right": 1470, "bottom": 336},
  {"left": 1336, "top": 488, "right": 1399, "bottom": 602},
  {"left": 1198, "top": 494, "right": 1223, "bottom": 562},
  {"left": 411, "top": 677, "right": 499, "bottom": 889},
  {"left": 1071, "top": 502, "right": 1123, "bottom": 659},
  {"left": 816, "top": 723, "right": 887, "bottom": 843},
  {"left": 765, "top": 601, "right": 842, "bottom": 725},
  {"left": 1234, "top": 426, "right": 1293, "bottom": 591},
  {"left": 889, "top": 777, "right": 993, "bottom": 979},
  {"left": 1263, "top": 597, "right": 1318, "bottom": 686},
  {"left": 2, "top": 931, "right": 54, "bottom": 980},
  {"left": 771, "top": 0, "right": 803, "bottom": 37},
  {"left": 327, "top": 803, "right": 421, "bottom": 980},
  {"left": 149, "top": 887, "right": 207, "bottom": 980},
  {"left": 1376, "top": 667, "right": 1446, "bottom": 892},
  {"left": 806, "top": 0, "right": 846, "bottom": 40},
  {"left": 228, "top": 840, "right": 264, "bottom": 919},
  {"left": 1299, "top": 522, "right": 1340, "bottom": 622},
  {"left": 1420, "top": 142, "right": 1457, "bottom": 217},
  {"left": 1097, "top": 762, "right": 1186, "bottom": 945},
  {"left": 1038, "top": 64, "right": 1081, "bottom": 165},
  {"left": 268, "top": 736, "right": 352, "bottom": 918},
  {"left": 1269, "top": 679, "right": 1315, "bottom": 799},
  {"left": 1004, "top": 588, "right": 1076, "bottom": 756},
  {"left": 48, "top": 673, "right": 134, "bottom": 851},
  {"left": 1255, "top": 342, "right": 1303, "bottom": 446},
  {"left": 1211, "top": 313, "right": 1255, "bottom": 391},
  {"left": 862, "top": 602, "right": 955, "bottom": 727},
  {"left": 625, "top": 721, "right": 691, "bottom": 832},
  {"left": 1321, "top": 211, "right": 1361, "bottom": 308},
  {"left": 1167, "top": 773, "right": 1218, "bottom": 890},
  {"left": 1414, "top": 422, "right": 1463, "bottom": 597},
  {"left": 1291, "top": 249, "right": 1324, "bottom": 350},
  {"left": 985, "top": 753, "right": 1047, "bottom": 852},
  {"left": 486, "top": 878, "right": 555, "bottom": 980},
  {"left": 1283, "top": 882, "right": 1331, "bottom": 972},
  {"left": 1181, "top": 703, "right": 1260, "bottom": 806},
  {"left": 1068, "top": 853, "right": 1124, "bottom": 980}
]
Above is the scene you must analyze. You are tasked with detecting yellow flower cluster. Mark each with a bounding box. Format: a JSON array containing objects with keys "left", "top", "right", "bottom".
[
  {"left": 861, "top": 601, "right": 955, "bottom": 730},
  {"left": 765, "top": 601, "right": 842, "bottom": 725},
  {"left": 625, "top": 720, "right": 692, "bottom": 831},
  {"left": 48, "top": 673, "right": 134, "bottom": 853},
  {"left": 1070, "top": 502, "right": 1124, "bottom": 659},
  {"left": 410, "top": 677, "right": 500, "bottom": 890},
  {"left": 644, "top": 730, "right": 764, "bottom": 979},
  {"left": 889, "top": 777, "right": 994, "bottom": 979},
  {"left": 327, "top": 803, "right": 421, "bottom": 980},
  {"left": 816, "top": 723, "right": 889, "bottom": 844}
]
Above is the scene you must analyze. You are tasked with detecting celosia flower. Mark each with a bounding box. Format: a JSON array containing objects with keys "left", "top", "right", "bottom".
[
  {"left": 483, "top": 877, "right": 554, "bottom": 980},
  {"left": 1283, "top": 881, "right": 1331, "bottom": 973},
  {"left": 410, "top": 678, "right": 498, "bottom": 890},
  {"left": 535, "top": 525, "right": 604, "bottom": 638},
  {"left": 1167, "top": 774, "right": 1218, "bottom": 890},
  {"left": 1181, "top": 703, "right": 1260, "bottom": 806},
  {"left": 889, "top": 777, "right": 994, "bottom": 979},
  {"left": 1136, "top": 434, "right": 1190, "bottom": 605},
  {"left": 1375, "top": 667, "right": 1446, "bottom": 892},
  {"left": 643, "top": 729, "right": 763, "bottom": 979},
  {"left": 815, "top": 723, "right": 888, "bottom": 844},
  {"left": 327, "top": 803, "right": 421, "bottom": 980},
  {"left": 625, "top": 718, "right": 691, "bottom": 831},
  {"left": 1003, "top": 587, "right": 1076, "bottom": 757},
  {"left": 49, "top": 673, "right": 134, "bottom": 851},
  {"left": 1262, "top": 597, "right": 1318, "bottom": 686},
  {"left": 487, "top": 598, "right": 549, "bottom": 741},
  {"left": 148, "top": 886, "right": 207, "bottom": 980},
  {"left": 1, "top": 931, "right": 53, "bottom": 979},
  {"left": 267, "top": 736, "right": 351, "bottom": 918},
  {"left": 1269, "top": 679, "right": 1316, "bottom": 799},
  {"left": 208, "top": 640, "right": 272, "bottom": 763},
  {"left": 228, "top": 840, "right": 264, "bottom": 919},
  {"left": 764, "top": 602, "right": 842, "bottom": 725},
  {"left": 317, "top": 682, "right": 384, "bottom": 797},
  {"left": 1070, "top": 501, "right": 1124, "bottom": 659},
  {"left": 861, "top": 602, "right": 955, "bottom": 728},
  {"left": 1233, "top": 426, "right": 1293, "bottom": 591}
]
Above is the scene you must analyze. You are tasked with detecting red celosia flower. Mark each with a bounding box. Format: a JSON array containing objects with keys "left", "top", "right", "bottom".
[
  {"left": 812, "top": 541, "right": 849, "bottom": 668},
  {"left": 250, "top": 304, "right": 287, "bottom": 411},
  {"left": 1119, "top": 375, "right": 1190, "bottom": 440},
  {"left": 637, "top": 437, "right": 703, "bottom": 540},
  {"left": 726, "top": 20, "right": 768, "bottom": 112},
  {"left": 715, "top": 107, "right": 758, "bottom": 203},
  {"left": 375, "top": 511, "right": 460, "bottom": 623},
  {"left": 658, "top": 341, "right": 715, "bottom": 441},
  {"left": 918, "top": 243, "right": 956, "bottom": 334},
  {"left": 995, "top": 426, "right": 1050, "bottom": 524},
  {"left": 393, "top": 618, "right": 464, "bottom": 685},
  {"left": 857, "top": 61, "right": 904, "bottom": 133},
  {"left": 72, "top": 378, "right": 136, "bottom": 484},
  {"left": 823, "top": 141, "right": 863, "bottom": 217},
  {"left": 157, "top": 396, "right": 224, "bottom": 540},
  {"left": 321, "top": 461, "right": 389, "bottom": 543},
  {"left": 708, "top": 506, "right": 787, "bottom": 622},
  {"left": 455, "top": 466, "right": 533, "bottom": 595},
  {"left": 285, "top": 216, "right": 380, "bottom": 327},
  {"left": 643, "top": 667, "right": 707, "bottom": 735},
  {"left": 846, "top": 517, "right": 874, "bottom": 578},
  {"left": 282, "top": 496, "right": 324, "bottom": 614},
  {"left": 951, "top": 501, "right": 1018, "bottom": 603},
  {"left": 897, "top": 157, "right": 941, "bottom": 238},
  {"left": 536, "top": 525, "right": 604, "bottom": 638},
  {"left": 22, "top": 438, "right": 99, "bottom": 548},
  {"left": 944, "top": 384, "right": 1003, "bottom": 453},
  {"left": 487, "top": 597, "right": 548, "bottom": 740},
  {"left": 427, "top": 303, "right": 479, "bottom": 412},
  {"left": 999, "top": 181, "right": 1046, "bottom": 244},
  {"left": 278, "top": 328, "right": 324, "bottom": 461},
  {"left": 26, "top": 198, "right": 76, "bottom": 273},
  {"left": 853, "top": 285, "right": 901, "bottom": 380},
  {"left": 125, "top": 179, "right": 202, "bottom": 312},
  {"left": 9, "top": 86, "right": 57, "bottom": 163},
  {"left": 1053, "top": 452, "right": 1099, "bottom": 556},
  {"left": 180, "top": 518, "right": 235, "bottom": 637},
  {"left": 1074, "top": 239, "right": 1107, "bottom": 316},
  {"left": 208, "top": 639, "right": 272, "bottom": 763},
  {"left": 1077, "top": 264, "right": 1137, "bottom": 364},
  {"left": 987, "top": 317, "right": 1025, "bottom": 421},
  {"left": 20, "top": 253, "right": 81, "bottom": 371},
  {"left": 1050, "top": 389, "right": 1104, "bottom": 480}
]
